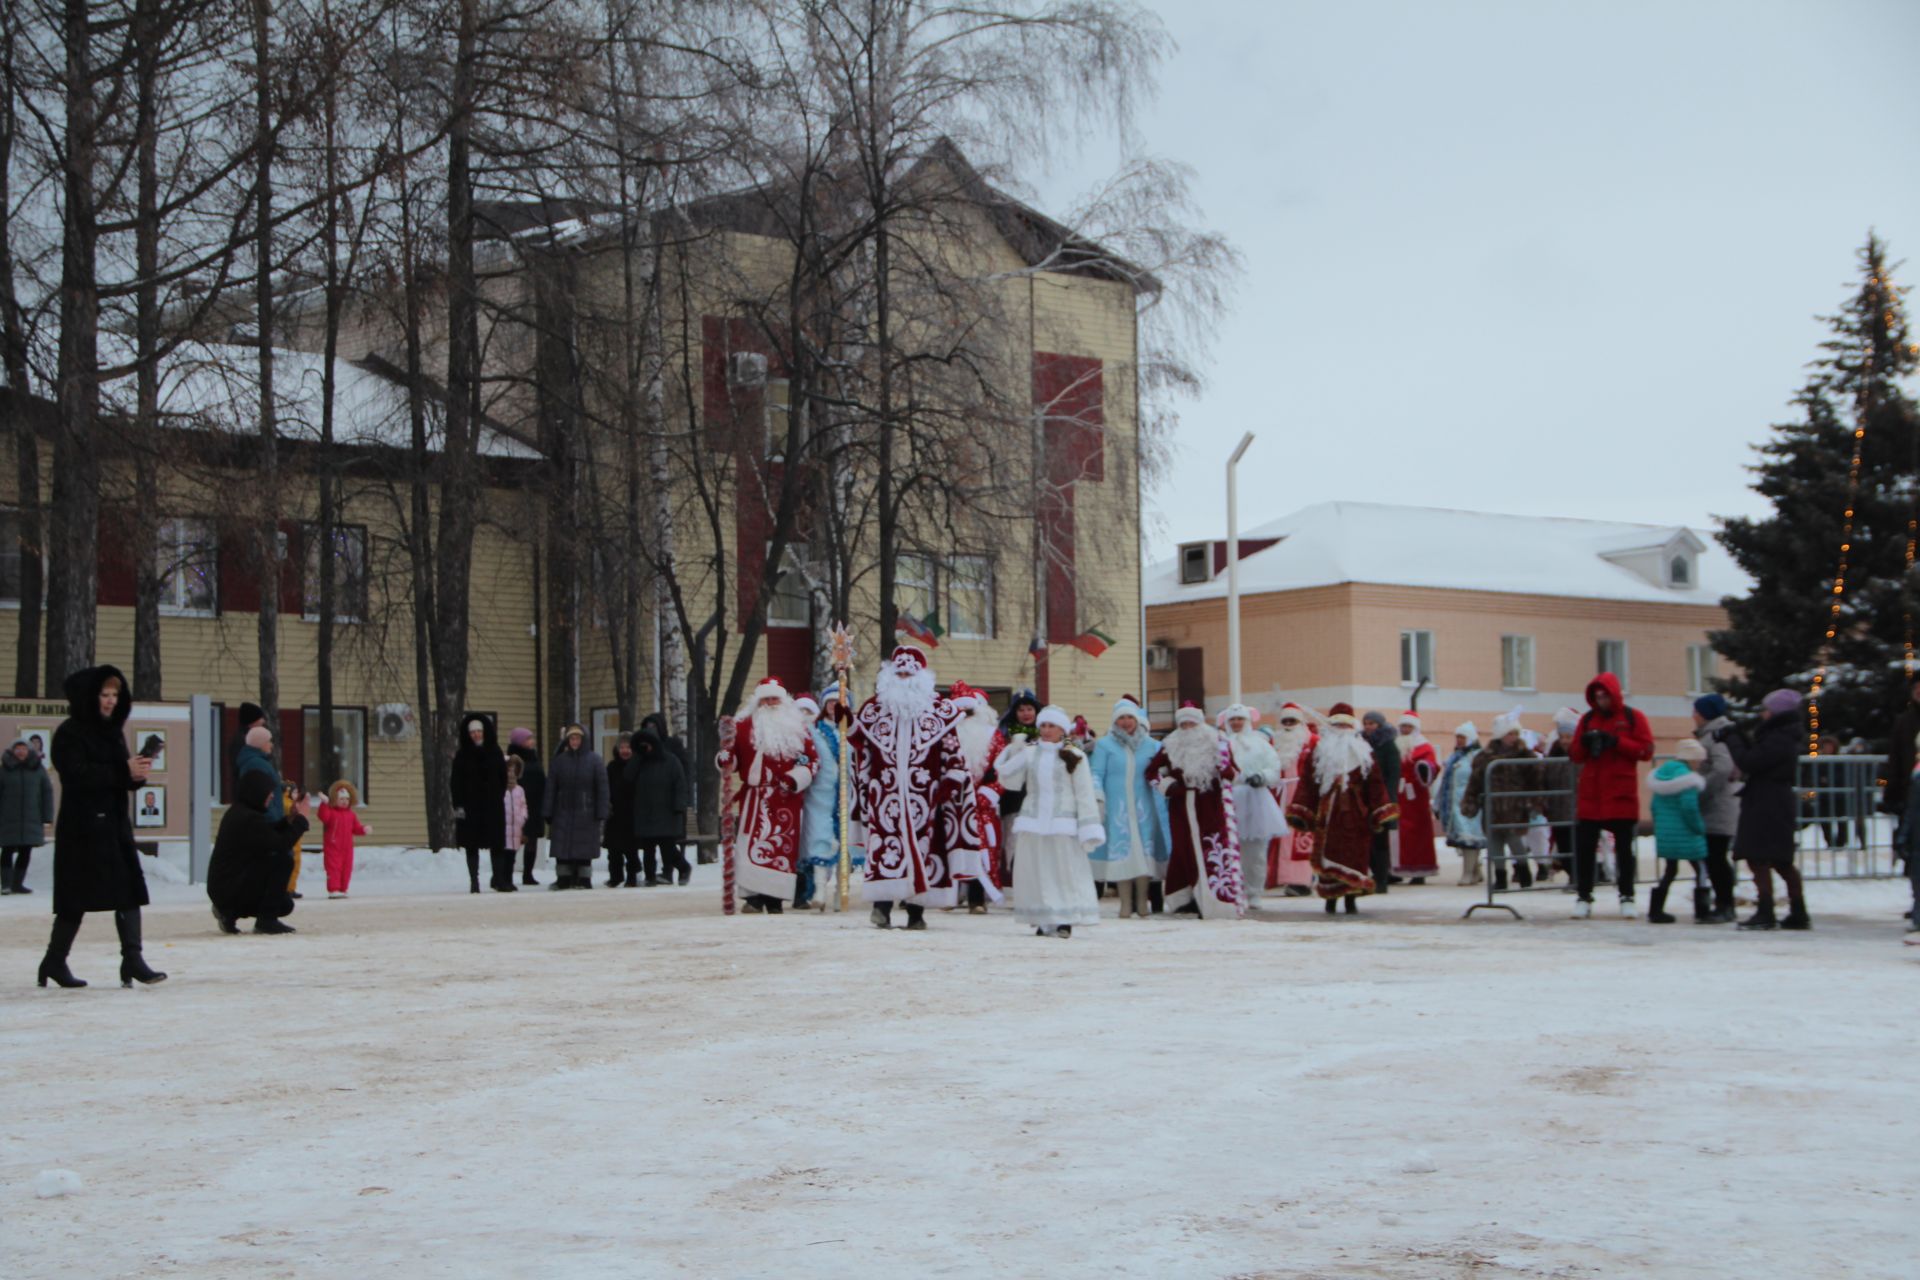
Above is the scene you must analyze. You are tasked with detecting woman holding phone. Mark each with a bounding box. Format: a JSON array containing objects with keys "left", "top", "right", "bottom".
[{"left": 37, "top": 666, "right": 167, "bottom": 989}]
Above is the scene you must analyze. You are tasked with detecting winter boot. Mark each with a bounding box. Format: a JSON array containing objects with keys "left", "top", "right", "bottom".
[
  {"left": 1779, "top": 906, "right": 1812, "bottom": 931},
  {"left": 10, "top": 850, "right": 30, "bottom": 893},
  {"left": 1148, "top": 881, "right": 1165, "bottom": 914},
  {"left": 37, "top": 914, "right": 87, "bottom": 988},
  {"left": 870, "top": 902, "right": 893, "bottom": 930},
  {"left": 1691, "top": 886, "right": 1714, "bottom": 923},
  {"left": 1343, "top": 895, "right": 1358, "bottom": 915},
  {"left": 115, "top": 909, "right": 168, "bottom": 987},
  {"left": 255, "top": 917, "right": 297, "bottom": 934},
  {"left": 1737, "top": 908, "right": 1778, "bottom": 931},
  {"left": 1646, "top": 884, "right": 1674, "bottom": 924},
  {"left": 1459, "top": 849, "right": 1482, "bottom": 885},
  {"left": 903, "top": 904, "right": 927, "bottom": 931},
  {"left": 1324, "top": 895, "right": 1338, "bottom": 915},
  {"left": 466, "top": 849, "right": 482, "bottom": 894},
  {"left": 0, "top": 849, "right": 12, "bottom": 893}
]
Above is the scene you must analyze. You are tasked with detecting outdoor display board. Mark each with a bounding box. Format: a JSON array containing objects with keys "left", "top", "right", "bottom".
[{"left": 0, "top": 699, "right": 194, "bottom": 844}]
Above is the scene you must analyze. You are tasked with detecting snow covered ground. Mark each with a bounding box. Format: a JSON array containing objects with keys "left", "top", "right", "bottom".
[{"left": 4, "top": 849, "right": 1915, "bottom": 1279}]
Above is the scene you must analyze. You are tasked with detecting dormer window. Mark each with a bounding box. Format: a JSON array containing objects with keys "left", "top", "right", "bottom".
[
  {"left": 1668, "top": 553, "right": 1692, "bottom": 588},
  {"left": 1179, "top": 543, "right": 1210, "bottom": 585}
]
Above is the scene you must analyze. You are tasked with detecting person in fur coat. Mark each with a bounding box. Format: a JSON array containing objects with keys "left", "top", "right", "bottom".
[
  {"left": 1288, "top": 703, "right": 1397, "bottom": 914},
  {"left": 1090, "top": 697, "right": 1171, "bottom": 918},
  {"left": 1147, "top": 703, "right": 1244, "bottom": 919},
  {"left": 995, "top": 706, "right": 1105, "bottom": 938}
]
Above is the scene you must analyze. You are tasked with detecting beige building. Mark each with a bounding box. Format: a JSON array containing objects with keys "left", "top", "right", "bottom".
[{"left": 1143, "top": 503, "right": 1745, "bottom": 751}]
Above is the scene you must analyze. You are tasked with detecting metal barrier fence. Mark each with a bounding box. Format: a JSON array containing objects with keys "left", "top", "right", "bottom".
[{"left": 1464, "top": 753, "right": 1901, "bottom": 920}]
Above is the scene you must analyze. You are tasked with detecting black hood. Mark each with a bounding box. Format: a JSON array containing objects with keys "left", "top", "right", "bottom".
[
  {"left": 456, "top": 711, "right": 501, "bottom": 755},
  {"left": 640, "top": 713, "right": 677, "bottom": 742},
  {"left": 634, "top": 728, "right": 663, "bottom": 758},
  {"left": 235, "top": 769, "right": 276, "bottom": 813},
  {"left": 998, "top": 690, "right": 1040, "bottom": 735},
  {"left": 64, "top": 664, "right": 133, "bottom": 729}
]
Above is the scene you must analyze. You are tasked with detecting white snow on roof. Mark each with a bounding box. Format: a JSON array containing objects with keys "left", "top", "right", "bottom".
[
  {"left": 1145, "top": 502, "right": 1750, "bottom": 607},
  {"left": 99, "top": 338, "right": 540, "bottom": 460}
]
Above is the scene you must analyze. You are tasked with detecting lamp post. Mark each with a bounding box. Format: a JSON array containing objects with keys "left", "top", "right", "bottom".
[{"left": 1226, "top": 431, "right": 1255, "bottom": 708}]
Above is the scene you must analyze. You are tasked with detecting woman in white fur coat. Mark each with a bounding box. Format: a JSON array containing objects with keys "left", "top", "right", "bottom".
[{"left": 994, "top": 705, "right": 1106, "bottom": 938}]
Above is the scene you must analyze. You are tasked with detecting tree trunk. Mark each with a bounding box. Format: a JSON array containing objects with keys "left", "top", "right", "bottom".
[
  {"left": 0, "top": 9, "right": 43, "bottom": 695},
  {"left": 316, "top": 6, "right": 341, "bottom": 792},
  {"left": 251, "top": 0, "right": 281, "bottom": 759},
  {"left": 46, "top": 0, "right": 104, "bottom": 691},
  {"left": 130, "top": 0, "right": 164, "bottom": 699}
]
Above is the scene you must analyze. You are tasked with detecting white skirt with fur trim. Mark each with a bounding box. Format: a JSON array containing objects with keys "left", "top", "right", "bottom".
[{"left": 1011, "top": 831, "right": 1102, "bottom": 929}]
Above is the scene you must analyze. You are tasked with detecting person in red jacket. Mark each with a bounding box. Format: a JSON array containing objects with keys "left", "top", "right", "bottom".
[{"left": 1568, "top": 672, "right": 1654, "bottom": 918}]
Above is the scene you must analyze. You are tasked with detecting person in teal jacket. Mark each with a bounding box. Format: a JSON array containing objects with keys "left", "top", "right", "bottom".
[
  {"left": 1645, "top": 737, "right": 1709, "bottom": 923},
  {"left": 1089, "top": 698, "right": 1172, "bottom": 919}
]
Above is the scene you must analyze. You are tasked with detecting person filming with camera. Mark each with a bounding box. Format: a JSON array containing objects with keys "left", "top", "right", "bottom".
[{"left": 1568, "top": 672, "right": 1654, "bottom": 918}]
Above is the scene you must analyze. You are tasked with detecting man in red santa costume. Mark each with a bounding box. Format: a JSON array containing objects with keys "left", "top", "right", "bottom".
[
  {"left": 947, "top": 680, "right": 1004, "bottom": 911},
  {"left": 1266, "top": 702, "right": 1317, "bottom": 896},
  {"left": 1393, "top": 710, "right": 1441, "bottom": 883},
  {"left": 1288, "top": 702, "right": 1397, "bottom": 915},
  {"left": 1147, "top": 703, "right": 1244, "bottom": 919},
  {"left": 848, "top": 644, "right": 982, "bottom": 930},
  {"left": 716, "top": 677, "right": 820, "bottom": 913}
]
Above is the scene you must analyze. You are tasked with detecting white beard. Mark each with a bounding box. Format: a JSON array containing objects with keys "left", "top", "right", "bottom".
[
  {"left": 1163, "top": 725, "right": 1222, "bottom": 787},
  {"left": 955, "top": 707, "right": 996, "bottom": 778},
  {"left": 1271, "top": 723, "right": 1312, "bottom": 771},
  {"left": 1312, "top": 728, "right": 1376, "bottom": 793},
  {"left": 875, "top": 665, "right": 936, "bottom": 721},
  {"left": 749, "top": 699, "right": 809, "bottom": 762},
  {"left": 1401, "top": 731, "right": 1429, "bottom": 752}
]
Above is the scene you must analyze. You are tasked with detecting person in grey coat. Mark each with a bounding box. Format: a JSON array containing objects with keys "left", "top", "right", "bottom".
[
  {"left": 1, "top": 738, "right": 55, "bottom": 894},
  {"left": 544, "top": 724, "right": 608, "bottom": 890},
  {"left": 1690, "top": 694, "right": 1741, "bottom": 923}
]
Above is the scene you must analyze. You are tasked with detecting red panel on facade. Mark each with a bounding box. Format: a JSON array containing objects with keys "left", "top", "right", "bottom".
[
  {"left": 218, "top": 529, "right": 260, "bottom": 615},
  {"left": 97, "top": 511, "right": 136, "bottom": 607},
  {"left": 764, "top": 627, "right": 813, "bottom": 696},
  {"left": 1033, "top": 353, "right": 1105, "bottom": 644},
  {"left": 278, "top": 708, "right": 306, "bottom": 795}
]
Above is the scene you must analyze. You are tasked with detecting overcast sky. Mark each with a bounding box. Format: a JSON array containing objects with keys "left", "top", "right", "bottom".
[{"left": 1033, "top": 0, "right": 1920, "bottom": 562}]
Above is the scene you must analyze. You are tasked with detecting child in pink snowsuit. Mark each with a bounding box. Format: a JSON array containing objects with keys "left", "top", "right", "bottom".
[
  {"left": 318, "top": 781, "right": 368, "bottom": 898},
  {"left": 505, "top": 756, "right": 529, "bottom": 864}
]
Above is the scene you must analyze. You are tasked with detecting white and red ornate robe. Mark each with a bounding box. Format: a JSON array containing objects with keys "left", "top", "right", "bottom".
[
  {"left": 717, "top": 720, "right": 818, "bottom": 900},
  {"left": 1147, "top": 737, "right": 1244, "bottom": 919},
  {"left": 850, "top": 695, "right": 981, "bottom": 908}
]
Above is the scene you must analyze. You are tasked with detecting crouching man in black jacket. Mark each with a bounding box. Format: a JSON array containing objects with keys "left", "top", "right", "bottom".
[{"left": 209, "top": 771, "right": 310, "bottom": 935}]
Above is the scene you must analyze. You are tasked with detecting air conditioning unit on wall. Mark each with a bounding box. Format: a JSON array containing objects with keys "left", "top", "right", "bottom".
[
  {"left": 374, "top": 703, "right": 417, "bottom": 743},
  {"left": 1144, "top": 643, "right": 1175, "bottom": 671},
  {"left": 727, "top": 351, "right": 768, "bottom": 388}
]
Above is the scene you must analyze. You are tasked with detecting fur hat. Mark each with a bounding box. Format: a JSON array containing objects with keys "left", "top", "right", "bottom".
[
  {"left": 1554, "top": 706, "right": 1582, "bottom": 734},
  {"left": 561, "top": 723, "right": 586, "bottom": 744},
  {"left": 1454, "top": 720, "right": 1479, "bottom": 740},
  {"left": 1219, "top": 703, "right": 1256, "bottom": 728},
  {"left": 1276, "top": 702, "right": 1309, "bottom": 725},
  {"left": 1036, "top": 705, "right": 1073, "bottom": 733},
  {"left": 1174, "top": 702, "right": 1206, "bottom": 728},
  {"left": 1674, "top": 737, "right": 1707, "bottom": 762},
  {"left": 1325, "top": 703, "right": 1358, "bottom": 727},
  {"left": 1397, "top": 710, "right": 1420, "bottom": 727},
  {"left": 753, "top": 677, "right": 791, "bottom": 704},
  {"left": 1111, "top": 696, "right": 1146, "bottom": 725},
  {"left": 947, "top": 681, "right": 987, "bottom": 712},
  {"left": 889, "top": 644, "right": 929, "bottom": 673},
  {"left": 326, "top": 779, "right": 360, "bottom": 807},
  {"left": 795, "top": 696, "right": 820, "bottom": 717},
  {"left": 1492, "top": 708, "right": 1524, "bottom": 737}
]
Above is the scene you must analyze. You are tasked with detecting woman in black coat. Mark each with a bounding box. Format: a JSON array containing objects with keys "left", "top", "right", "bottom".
[
  {"left": 631, "top": 729, "right": 691, "bottom": 887},
  {"left": 450, "top": 713, "right": 511, "bottom": 894},
  {"left": 208, "top": 771, "right": 311, "bottom": 934},
  {"left": 39, "top": 665, "right": 166, "bottom": 989},
  {"left": 1726, "top": 690, "right": 1810, "bottom": 931},
  {"left": 604, "top": 735, "right": 640, "bottom": 886}
]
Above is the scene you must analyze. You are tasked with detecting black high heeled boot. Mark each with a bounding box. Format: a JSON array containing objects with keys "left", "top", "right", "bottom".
[
  {"left": 116, "top": 909, "right": 167, "bottom": 987},
  {"left": 466, "top": 849, "right": 482, "bottom": 894},
  {"left": 38, "top": 913, "right": 87, "bottom": 988}
]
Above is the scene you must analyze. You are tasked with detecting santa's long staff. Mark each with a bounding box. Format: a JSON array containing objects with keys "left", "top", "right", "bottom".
[
  {"left": 829, "top": 623, "right": 856, "bottom": 912},
  {"left": 717, "top": 713, "right": 737, "bottom": 915}
]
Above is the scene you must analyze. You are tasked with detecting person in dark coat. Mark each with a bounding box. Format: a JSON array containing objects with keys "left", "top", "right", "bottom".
[
  {"left": 1880, "top": 672, "right": 1920, "bottom": 826},
  {"left": 604, "top": 734, "right": 640, "bottom": 886},
  {"left": 631, "top": 729, "right": 691, "bottom": 886},
  {"left": 641, "top": 712, "right": 691, "bottom": 784},
  {"left": 544, "top": 724, "right": 609, "bottom": 889},
  {"left": 208, "top": 771, "right": 310, "bottom": 934},
  {"left": 506, "top": 727, "right": 547, "bottom": 886},
  {"left": 1361, "top": 711, "right": 1402, "bottom": 893},
  {"left": 1, "top": 738, "right": 55, "bottom": 894},
  {"left": 38, "top": 666, "right": 166, "bottom": 989},
  {"left": 1726, "top": 689, "right": 1811, "bottom": 931},
  {"left": 450, "top": 713, "right": 511, "bottom": 894}
]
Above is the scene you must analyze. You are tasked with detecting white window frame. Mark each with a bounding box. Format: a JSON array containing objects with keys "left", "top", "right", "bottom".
[
  {"left": 1667, "top": 553, "right": 1693, "bottom": 588},
  {"left": 896, "top": 552, "right": 936, "bottom": 627},
  {"left": 1598, "top": 639, "right": 1630, "bottom": 693},
  {"left": 1686, "top": 643, "right": 1716, "bottom": 697},
  {"left": 1179, "top": 543, "right": 1210, "bottom": 585},
  {"left": 592, "top": 707, "right": 622, "bottom": 762},
  {"left": 765, "top": 542, "right": 811, "bottom": 628},
  {"left": 156, "top": 517, "right": 219, "bottom": 617},
  {"left": 301, "top": 522, "right": 369, "bottom": 624},
  {"left": 946, "top": 555, "right": 994, "bottom": 639},
  {"left": 1501, "top": 634, "right": 1536, "bottom": 692},
  {"left": 1400, "top": 628, "right": 1435, "bottom": 686}
]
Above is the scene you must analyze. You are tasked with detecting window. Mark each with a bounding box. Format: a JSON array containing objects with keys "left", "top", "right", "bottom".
[
  {"left": 896, "top": 553, "right": 936, "bottom": 625},
  {"left": 766, "top": 543, "right": 810, "bottom": 627},
  {"left": 303, "top": 707, "right": 368, "bottom": 800},
  {"left": 0, "top": 508, "right": 20, "bottom": 604},
  {"left": 592, "top": 707, "right": 622, "bottom": 762},
  {"left": 1400, "top": 629, "right": 1435, "bottom": 685},
  {"left": 1668, "top": 554, "right": 1692, "bottom": 587},
  {"left": 1687, "top": 643, "right": 1717, "bottom": 696},
  {"left": 946, "top": 555, "right": 994, "bottom": 639},
  {"left": 1179, "top": 543, "right": 1210, "bottom": 585},
  {"left": 764, "top": 378, "right": 790, "bottom": 459},
  {"left": 1598, "top": 639, "right": 1629, "bottom": 692},
  {"left": 302, "top": 523, "right": 369, "bottom": 622},
  {"left": 1501, "top": 634, "right": 1535, "bottom": 691},
  {"left": 156, "top": 517, "right": 218, "bottom": 614}
]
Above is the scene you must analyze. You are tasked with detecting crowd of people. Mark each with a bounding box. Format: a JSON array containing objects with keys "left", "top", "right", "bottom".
[{"left": 21, "top": 654, "right": 1920, "bottom": 986}]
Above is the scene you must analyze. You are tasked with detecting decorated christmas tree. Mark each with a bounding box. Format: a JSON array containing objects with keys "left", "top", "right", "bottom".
[{"left": 1714, "top": 235, "right": 1920, "bottom": 746}]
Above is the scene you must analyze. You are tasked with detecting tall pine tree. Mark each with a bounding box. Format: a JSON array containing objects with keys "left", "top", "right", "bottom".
[{"left": 1715, "top": 235, "right": 1920, "bottom": 747}]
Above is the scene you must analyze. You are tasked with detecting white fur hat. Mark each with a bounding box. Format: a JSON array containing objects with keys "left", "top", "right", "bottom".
[
  {"left": 1111, "top": 697, "right": 1146, "bottom": 724},
  {"left": 1036, "top": 705, "right": 1073, "bottom": 733},
  {"left": 1492, "top": 707, "right": 1524, "bottom": 737},
  {"left": 1454, "top": 720, "right": 1479, "bottom": 740},
  {"left": 1397, "top": 710, "right": 1420, "bottom": 727},
  {"left": 1218, "top": 703, "right": 1256, "bottom": 727},
  {"left": 1174, "top": 704, "right": 1206, "bottom": 728},
  {"left": 795, "top": 696, "right": 820, "bottom": 717},
  {"left": 1554, "top": 706, "right": 1581, "bottom": 733}
]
